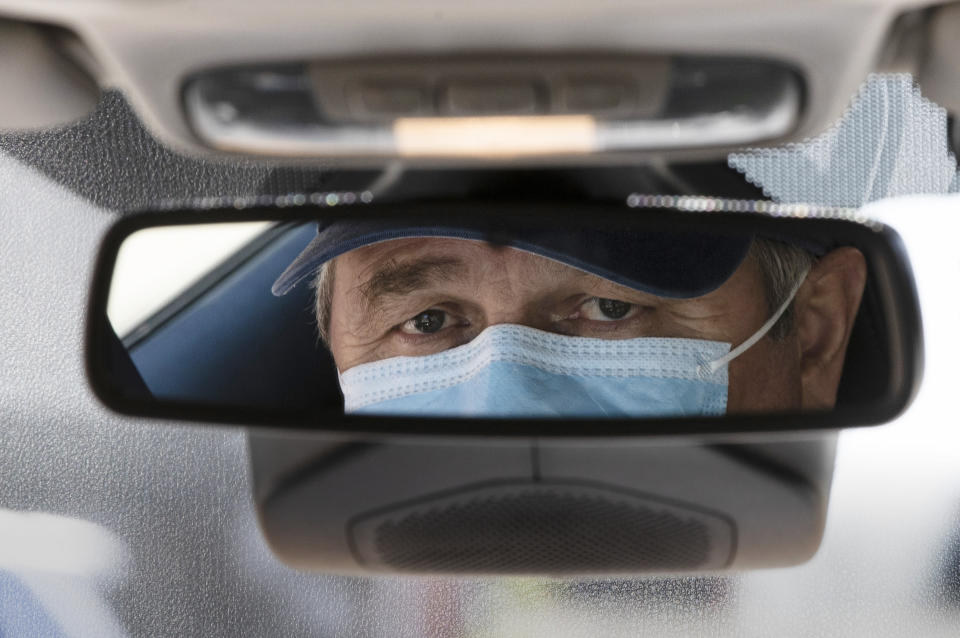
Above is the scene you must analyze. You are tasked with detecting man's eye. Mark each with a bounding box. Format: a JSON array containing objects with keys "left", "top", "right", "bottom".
[
  {"left": 581, "top": 297, "right": 636, "bottom": 321},
  {"left": 401, "top": 309, "right": 448, "bottom": 334}
]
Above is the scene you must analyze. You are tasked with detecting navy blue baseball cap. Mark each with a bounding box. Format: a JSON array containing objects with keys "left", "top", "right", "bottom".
[{"left": 272, "top": 216, "right": 758, "bottom": 299}]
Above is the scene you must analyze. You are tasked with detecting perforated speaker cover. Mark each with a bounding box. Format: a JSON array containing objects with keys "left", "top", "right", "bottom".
[{"left": 348, "top": 482, "right": 735, "bottom": 574}]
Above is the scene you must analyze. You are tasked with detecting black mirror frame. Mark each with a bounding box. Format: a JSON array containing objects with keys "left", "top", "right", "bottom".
[{"left": 86, "top": 200, "right": 923, "bottom": 439}]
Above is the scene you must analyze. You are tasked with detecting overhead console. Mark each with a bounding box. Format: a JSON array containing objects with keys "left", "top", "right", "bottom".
[{"left": 183, "top": 55, "right": 803, "bottom": 160}]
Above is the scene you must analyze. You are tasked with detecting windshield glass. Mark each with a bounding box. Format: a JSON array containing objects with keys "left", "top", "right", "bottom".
[{"left": 2, "top": 75, "right": 960, "bottom": 637}]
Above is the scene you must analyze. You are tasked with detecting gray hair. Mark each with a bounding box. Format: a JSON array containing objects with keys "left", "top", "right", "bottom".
[
  {"left": 311, "top": 259, "right": 336, "bottom": 345},
  {"left": 749, "top": 238, "right": 816, "bottom": 340},
  {"left": 311, "top": 239, "right": 814, "bottom": 345}
]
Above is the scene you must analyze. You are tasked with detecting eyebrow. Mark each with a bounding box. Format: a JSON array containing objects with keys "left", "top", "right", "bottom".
[{"left": 355, "top": 256, "right": 468, "bottom": 312}]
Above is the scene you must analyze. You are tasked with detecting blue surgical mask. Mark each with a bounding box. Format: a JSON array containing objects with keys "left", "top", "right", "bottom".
[{"left": 339, "top": 274, "right": 806, "bottom": 417}]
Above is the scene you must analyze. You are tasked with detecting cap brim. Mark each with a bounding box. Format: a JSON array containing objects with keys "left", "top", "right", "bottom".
[{"left": 272, "top": 219, "right": 753, "bottom": 298}]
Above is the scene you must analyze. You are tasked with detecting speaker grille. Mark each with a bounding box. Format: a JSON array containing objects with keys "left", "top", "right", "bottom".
[{"left": 355, "top": 486, "right": 725, "bottom": 573}]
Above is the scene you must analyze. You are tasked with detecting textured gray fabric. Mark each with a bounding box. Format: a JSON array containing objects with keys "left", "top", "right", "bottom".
[
  {"left": 729, "top": 74, "right": 960, "bottom": 206},
  {"left": 0, "top": 90, "right": 335, "bottom": 212}
]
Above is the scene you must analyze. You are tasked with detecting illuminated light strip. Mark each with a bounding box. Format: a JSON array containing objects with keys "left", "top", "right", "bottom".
[
  {"left": 149, "top": 190, "right": 374, "bottom": 212},
  {"left": 393, "top": 115, "right": 598, "bottom": 157},
  {"left": 625, "top": 193, "right": 879, "bottom": 228}
]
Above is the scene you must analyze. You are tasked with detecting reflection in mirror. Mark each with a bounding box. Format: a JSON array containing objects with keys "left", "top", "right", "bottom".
[
  {"left": 109, "top": 221, "right": 272, "bottom": 338},
  {"left": 304, "top": 225, "right": 864, "bottom": 418},
  {"left": 91, "top": 201, "right": 918, "bottom": 431}
]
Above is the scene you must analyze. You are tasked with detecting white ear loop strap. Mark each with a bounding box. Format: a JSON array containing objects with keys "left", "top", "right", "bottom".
[{"left": 702, "top": 268, "right": 810, "bottom": 375}]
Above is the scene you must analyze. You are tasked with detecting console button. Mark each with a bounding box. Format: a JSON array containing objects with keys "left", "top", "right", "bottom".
[
  {"left": 559, "top": 77, "right": 637, "bottom": 114},
  {"left": 442, "top": 80, "right": 542, "bottom": 115},
  {"left": 355, "top": 82, "right": 428, "bottom": 116}
]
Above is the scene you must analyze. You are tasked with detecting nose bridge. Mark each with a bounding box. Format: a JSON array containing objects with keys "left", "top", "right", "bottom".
[
  {"left": 485, "top": 295, "right": 541, "bottom": 328},
  {"left": 481, "top": 249, "right": 557, "bottom": 329}
]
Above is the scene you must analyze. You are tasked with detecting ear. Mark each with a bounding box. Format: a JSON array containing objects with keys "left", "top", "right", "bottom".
[{"left": 796, "top": 247, "right": 867, "bottom": 410}]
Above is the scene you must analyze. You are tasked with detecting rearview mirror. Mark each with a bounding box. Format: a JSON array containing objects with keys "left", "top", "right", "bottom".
[{"left": 86, "top": 198, "right": 922, "bottom": 436}]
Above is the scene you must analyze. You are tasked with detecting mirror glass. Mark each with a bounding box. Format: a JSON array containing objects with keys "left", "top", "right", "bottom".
[{"left": 90, "top": 202, "right": 918, "bottom": 432}]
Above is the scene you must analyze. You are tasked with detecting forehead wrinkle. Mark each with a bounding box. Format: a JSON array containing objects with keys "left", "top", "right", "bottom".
[{"left": 353, "top": 255, "right": 468, "bottom": 314}]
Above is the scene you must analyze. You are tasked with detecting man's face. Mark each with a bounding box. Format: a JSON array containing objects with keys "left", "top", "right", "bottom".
[{"left": 326, "top": 237, "right": 846, "bottom": 414}]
